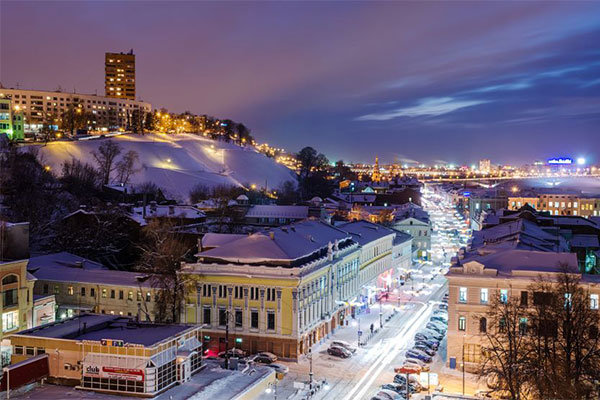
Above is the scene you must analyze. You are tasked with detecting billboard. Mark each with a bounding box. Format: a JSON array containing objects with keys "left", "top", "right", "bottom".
[
  {"left": 547, "top": 158, "right": 573, "bottom": 165},
  {"left": 84, "top": 365, "right": 145, "bottom": 382}
]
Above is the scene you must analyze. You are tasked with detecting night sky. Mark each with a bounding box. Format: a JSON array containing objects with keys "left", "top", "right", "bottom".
[{"left": 2, "top": 1, "right": 599, "bottom": 165}]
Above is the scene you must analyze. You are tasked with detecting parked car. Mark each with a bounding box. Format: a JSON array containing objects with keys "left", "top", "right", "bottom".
[
  {"left": 331, "top": 340, "right": 357, "bottom": 353},
  {"left": 413, "top": 345, "right": 436, "bottom": 357},
  {"left": 422, "top": 329, "right": 444, "bottom": 340},
  {"left": 381, "top": 383, "right": 407, "bottom": 394},
  {"left": 393, "top": 374, "right": 423, "bottom": 391},
  {"left": 252, "top": 352, "right": 278, "bottom": 364},
  {"left": 327, "top": 345, "right": 352, "bottom": 358},
  {"left": 405, "top": 349, "right": 432, "bottom": 363},
  {"left": 426, "top": 323, "right": 446, "bottom": 334},
  {"left": 218, "top": 348, "right": 247, "bottom": 358},
  {"left": 437, "top": 304, "right": 448, "bottom": 310},
  {"left": 414, "top": 339, "right": 439, "bottom": 351},
  {"left": 431, "top": 315, "right": 448, "bottom": 323},
  {"left": 404, "top": 358, "right": 430, "bottom": 371},
  {"left": 377, "top": 389, "right": 404, "bottom": 399},
  {"left": 401, "top": 361, "right": 425, "bottom": 373},
  {"left": 265, "top": 363, "right": 289, "bottom": 374}
]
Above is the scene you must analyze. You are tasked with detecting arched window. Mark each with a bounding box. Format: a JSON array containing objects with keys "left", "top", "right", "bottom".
[
  {"left": 2, "top": 274, "right": 18, "bottom": 285},
  {"left": 479, "top": 317, "right": 487, "bottom": 333}
]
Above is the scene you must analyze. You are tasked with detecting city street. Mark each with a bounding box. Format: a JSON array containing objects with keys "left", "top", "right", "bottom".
[{"left": 259, "top": 185, "right": 472, "bottom": 400}]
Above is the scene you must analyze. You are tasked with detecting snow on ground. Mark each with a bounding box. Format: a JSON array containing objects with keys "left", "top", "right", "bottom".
[{"left": 32, "top": 133, "right": 297, "bottom": 202}]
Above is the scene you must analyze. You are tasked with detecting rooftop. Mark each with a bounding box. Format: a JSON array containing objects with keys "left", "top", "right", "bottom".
[
  {"left": 130, "top": 204, "right": 206, "bottom": 225},
  {"left": 245, "top": 204, "right": 309, "bottom": 219},
  {"left": 14, "top": 314, "right": 193, "bottom": 347},
  {"left": 337, "top": 220, "right": 396, "bottom": 245}
]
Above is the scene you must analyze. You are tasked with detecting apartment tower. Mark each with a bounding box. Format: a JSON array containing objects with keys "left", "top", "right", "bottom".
[{"left": 105, "top": 50, "right": 136, "bottom": 100}]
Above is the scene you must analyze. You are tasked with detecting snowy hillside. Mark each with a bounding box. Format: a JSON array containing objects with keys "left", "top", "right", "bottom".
[{"left": 34, "top": 133, "right": 297, "bottom": 202}]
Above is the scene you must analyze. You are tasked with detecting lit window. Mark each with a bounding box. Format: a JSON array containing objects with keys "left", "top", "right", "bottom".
[
  {"left": 2, "top": 311, "right": 19, "bottom": 332},
  {"left": 549, "top": 202, "right": 553, "bottom": 208},
  {"left": 459, "top": 287, "right": 467, "bottom": 303},
  {"left": 458, "top": 316, "right": 466, "bottom": 331},
  {"left": 565, "top": 293, "right": 572, "bottom": 308},
  {"left": 591, "top": 294, "right": 599, "bottom": 310},
  {"left": 500, "top": 289, "right": 508, "bottom": 303},
  {"left": 67, "top": 286, "right": 74, "bottom": 295},
  {"left": 561, "top": 202, "right": 566, "bottom": 208},
  {"left": 480, "top": 288, "right": 488, "bottom": 304},
  {"left": 574, "top": 202, "right": 578, "bottom": 208},
  {"left": 574, "top": 211, "right": 578, "bottom": 215}
]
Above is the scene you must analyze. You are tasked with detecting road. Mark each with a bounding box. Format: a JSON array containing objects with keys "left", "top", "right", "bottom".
[{"left": 259, "top": 185, "right": 469, "bottom": 400}]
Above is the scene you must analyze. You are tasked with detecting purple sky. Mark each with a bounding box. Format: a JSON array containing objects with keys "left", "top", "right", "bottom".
[{"left": 2, "top": 1, "right": 599, "bottom": 165}]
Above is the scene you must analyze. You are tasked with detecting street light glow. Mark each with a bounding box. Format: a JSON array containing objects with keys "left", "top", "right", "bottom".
[{"left": 577, "top": 157, "right": 586, "bottom": 165}]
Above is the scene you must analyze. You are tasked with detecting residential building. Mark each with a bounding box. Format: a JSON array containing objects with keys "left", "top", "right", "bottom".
[
  {"left": 181, "top": 219, "right": 399, "bottom": 359},
  {"left": 27, "top": 253, "right": 158, "bottom": 320},
  {"left": 0, "top": 87, "right": 151, "bottom": 132},
  {"left": 508, "top": 190, "right": 600, "bottom": 218},
  {"left": 479, "top": 159, "right": 491, "bottom": 174},
  {"left": 9, "top": 314, "right": 202, "bottom": 395},
  {"left": 0, "top": 97, "right": 24, "bottom": 140},
  {"left": 392, "top": 202, "right": 431, "bottom": 259},
  {"left": 446, "top": 249, "right": 582, "bottom": 372},
  {"left": 105, "top": 51, "right": 136, "bottom": 100}
]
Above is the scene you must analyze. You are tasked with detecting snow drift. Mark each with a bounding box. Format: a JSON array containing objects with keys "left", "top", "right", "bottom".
[{"left": 34, "top": 133, "right": 297, "bottom": 202}]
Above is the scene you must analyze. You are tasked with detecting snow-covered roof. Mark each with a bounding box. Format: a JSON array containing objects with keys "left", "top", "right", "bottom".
[
  {"left": 27, "top": 252, "right": 153, "bottom": 288},
  {"left": 456, "top": 249, "right": 578, "bottom": 275},
  {"left": 471, "top": 219, "right": 567, "bottom": 252},
  {"left": 236, "top": 194, "right": 249, "bottom": 201},
  {"left": 198, "top": 219, "right": 351, "bottom": 265},
  {"left": 245, "top": 205, "right": 309, "bottom": 219},
  {"left": 337, "top": 220, "right": 395, "bottom": 245},
  {"left": 130, "top": 204, "right": 205, "bottom": 225},
  {"left": 201, "top": 233, "right": 247, "bottom": 249}
]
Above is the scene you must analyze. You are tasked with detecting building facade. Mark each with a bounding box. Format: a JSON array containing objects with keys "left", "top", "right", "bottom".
[
  {"left": 105, "top": 51, "right": 136, "bottom": 100},
  {"left": 508, "top": 193, "right": 600, "bottom": 218},
  {"left": 9, "top": 314, "right": 202, "bottom": 396},
  {"left": 0, "top": 87, "right": 151, "bottom": 132},
  {"left": 181, "top": 219, "right": 398, "bottom": 360},
  {"left": 0, "top": 97, "right": 24, "bottom": 140}
]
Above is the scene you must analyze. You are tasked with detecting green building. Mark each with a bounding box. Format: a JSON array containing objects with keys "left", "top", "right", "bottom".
[{"left": 0, "top": 97, "right": 25, "bottom": 140}]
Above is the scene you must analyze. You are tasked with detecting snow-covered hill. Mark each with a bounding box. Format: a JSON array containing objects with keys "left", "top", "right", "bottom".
[{"left": 34, "top": 133, "right": 297, "bottom": 202}]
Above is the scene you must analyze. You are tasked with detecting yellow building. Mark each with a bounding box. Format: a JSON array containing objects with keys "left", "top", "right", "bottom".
[
  {"left": 508, "top": 193, "right": 600, "bottom": 218},
  {"left": 105, "top": 51, "right": 136, "bottom": 100},
  {"left": 181, "top": 219, "right": 396, "bottom": 360}
]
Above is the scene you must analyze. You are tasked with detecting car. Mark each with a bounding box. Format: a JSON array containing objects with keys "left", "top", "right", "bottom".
[
  {"left": 327, "top": 345, "right": 352, "bottom": 358},
  {"left": 404, "top": 358, "right": 430, "bottom": 371},
  {"left": 217, "top": 348, "right": 247, "bottom": 358},
  {"left": 415, "top": 331, "right": 439, "bottom": 342},
  {"left": 331, "top": 340, "right": 357, "bottom": 353},
  {"left": 265, "top": 363, "right": 289, "bottom": 374},
  {"left": 422, "top": 329, "right": 444, "bottom": 340},
  {"left": 252, "top": 352, "right": 278, "bottom": 364},
  {"left": 426, "top": 323, "right": 446, "bottom": 334},
  {"left": 437, "top": 304, "right": 448, "bottom": 310},
  {"left": 381, "top": 383, "right": 408, "bottom": 394},
  {"left": 401, "top": 361, "right": 427, "bottom": 372},
  {"left": 413, "top": 345, "right": 436, "bottom": 356},
  {"left": 431, "top": 315, "right": 448, "bottom": 323},
  {"left": 393, "top": 374, "right": 423, "bottom": 391},
  {"left": 414, "top": 339, "right": 439, "bottom": 350},
  {"left": 405, "top": 349, "right": 432, "bottom": 363},
  {"left": 377, "top": 389, "right": 404, "bottom": 399}
]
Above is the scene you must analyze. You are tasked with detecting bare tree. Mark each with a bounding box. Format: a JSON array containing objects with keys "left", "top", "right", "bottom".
[
  {"left": 477, "top": 290, "right": 533, "bottom": 400},
  {"left": 92, "top": 140, "right": 122, "bottom": 185},
  {"left": 137, "top": 219, "right": 191, "bottom": 323},
  {"left": 115, "top": 150, "right": 140, "bottom": 184}
]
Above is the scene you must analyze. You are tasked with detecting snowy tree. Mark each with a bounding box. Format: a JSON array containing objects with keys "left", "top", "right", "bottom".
[
  {"left": 115, "top": 150, "right": 140, "bottom": 184},
  {"left": 92, "top": 140, "right": 122, "bottom": 185}
]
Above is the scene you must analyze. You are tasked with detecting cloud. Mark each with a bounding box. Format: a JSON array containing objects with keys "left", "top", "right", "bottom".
[
  {"left": 470, "top": 80, "right": 532, "bottom": 93},
  {"left": 356, "top": 97, "right": 487, "bottom": 121}
]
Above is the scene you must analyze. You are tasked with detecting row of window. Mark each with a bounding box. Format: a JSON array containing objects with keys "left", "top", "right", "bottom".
[
  {"left": 203, "top": 308, "right": 276, "bottom": 331},
  {"left": 44, "top": 284, "right": 152, "bottom": 302},
  {"left": 458, "top": 287, "right": 600, "bottom": 309},
  {"left": 200, "top": 284, "right": 276, "bottom": 302}
]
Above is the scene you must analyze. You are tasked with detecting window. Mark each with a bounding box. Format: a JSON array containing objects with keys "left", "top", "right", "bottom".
[
  {"left": 2, "top": 311, "right": 19, "bottom": 332},
  {"left": 458, "top": 316, "right": 466, "bottom": 331},
  {"left": 519, "top": 317, "right": 528, "bottom": 335},
  {"left": 146, "top": 292, "right": 151, "bottom": 302},
  {"left": 218, "top": 285, "right": 226, "bottom": 298},
  {"left": 81, "top": 287, "right": 86, "bottom": 296},
  {"left": 500, "top": 289, "right": 508, "bottom": 304},
  {"left": 499, "top": 318, "right": 506, "bottom": 333},
  {"left": 266, "top": 288, "right": 276, "bottom": 302},
  {"left": 480, "top": 288, "right": 488, "bottom": 304},
  {"left": 218, "top": 309, "right": 227, "bottom": 327},
  {"left": 251, "top": 311, "right": 259, "bottom": 329},
  {"left": 118, "top": 290, "right": 123, "bottom": 300},
  {"left": 110, "top": 290, "right": 115, "bottom": 299},
  {"left": 203, "top": 307, "right": 211, "bottom": 324},
  {"left": 235, "top": 310, "right": 243, "bottom": 328},
  {"left": 2, "top": 275, "right": 18, "bottom": 285},
  {"left": 128, "top": 291, "right": 133, "bottom": 301},
  {"left": 43, "top": 284, "right": 49, "bottom": 294},
  {"left": 520, "top": 291, "right": 528, "bottom": 307},
  {"left": 26, "top": 347, "right": 35, "bottom": 356},
  {"left": 267, "top": 312, "right": 275, "bottom": 331},
  {"left": 574, "top": 202, "right": 578, "bottom": 208},
  {"left": 459, "top": 287, "right": 467, "bottom": 303},
  {"left": 14, "top": 346, "right": 23, "bottom": 355},
  {"left": 54, "top": 286, "right": 60, "bottom": 295},
  {"left": 37, "top": 348, "right": 45, "bottom": 355},
  {"left": 548, "top": 202, "right": 553, "bottom": 208},
  {"left": 90, "top": 288, "right": 95, "bottom": 297},
  {"left": 202, "top": 284, "right": 212, "bottom": 297},
  {"left": 250, "top": 287, "right": 259, "bottom": 300},
  {"left": 3, "top": 289, "right": 17, "bottom": 307},
  {"left": 479, "top": 317, "right": 487, "bottom": 333},
  {"left": 591, "top": 294, "right": 599, "bottom": 310},
  {"left": 137, "top": 291, "right": 142, "bottom": 301}
]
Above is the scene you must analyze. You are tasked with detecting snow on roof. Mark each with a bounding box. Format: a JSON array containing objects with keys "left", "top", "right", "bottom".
[
  {"left": 130, "top": 204, "right": 205, "bottom": 225},
  {"left": 337, "top": 220, "right": 396, "bottom": 245},
  {"left": 198, "top": 219, "right": 351, "bottom": 264},
  {"left": 201, "top": 233, "right": 247, "bottom": 249},
  {"left": 471, "top": 219, "right": 567, "bottom": 252},
  {"left": 16, "top": 314, "right": 193, "bottom": 346},
  {"left": 459, "top": 249, "right": 578, "bottom": 275},
  {"left": 34, "top": 133, "right": 297, "bottom": 202},
  {"left": 245, "top": 205, "right": 309, "bottom": 219},
  {"left": 236, "top": 194, "right": 249, "bottom": 201},
  {"left": 28, "top": 252, "right": 152, "bottom": 288}
]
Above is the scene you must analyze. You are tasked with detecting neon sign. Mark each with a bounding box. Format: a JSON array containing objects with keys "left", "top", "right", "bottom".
[{"left": 547, "top": 158, "right": 573, "bottom": 165}]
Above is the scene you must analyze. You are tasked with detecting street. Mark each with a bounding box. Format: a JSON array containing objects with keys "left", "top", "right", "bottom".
[{"left": 258, "top": 185, "right": 471, "bottom": 400}]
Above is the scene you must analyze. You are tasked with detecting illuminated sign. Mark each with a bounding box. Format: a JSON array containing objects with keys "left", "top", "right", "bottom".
[
  {"left": 547, "top": 158, "right": 573, "bottom": 165},
  {"left": 83, "top": 366, "right": 145, "bottom": 382},
  {"left": 463, "top": 192, "right": 471, "bottom": 197}
]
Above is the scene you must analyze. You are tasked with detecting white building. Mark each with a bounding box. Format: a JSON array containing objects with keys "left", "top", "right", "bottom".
[
  {"left": 0, "top": 87, "right": 151, "bottom": 132},
  {"left": 392, "top": 203, "right": 431, "bottom": 259}
]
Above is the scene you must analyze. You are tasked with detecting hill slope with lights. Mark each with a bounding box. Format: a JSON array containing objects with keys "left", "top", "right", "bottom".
[{"left": 35, "top": 133, "right": 297, "bottom": 202}]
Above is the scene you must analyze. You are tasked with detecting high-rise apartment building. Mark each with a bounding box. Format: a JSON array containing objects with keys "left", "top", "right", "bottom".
[
  {"left": 479, "top": 158, "right": 491, "bottom": 173},
  {"left": 105, "top": 50, "right": 136, "bottom": 100}
]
